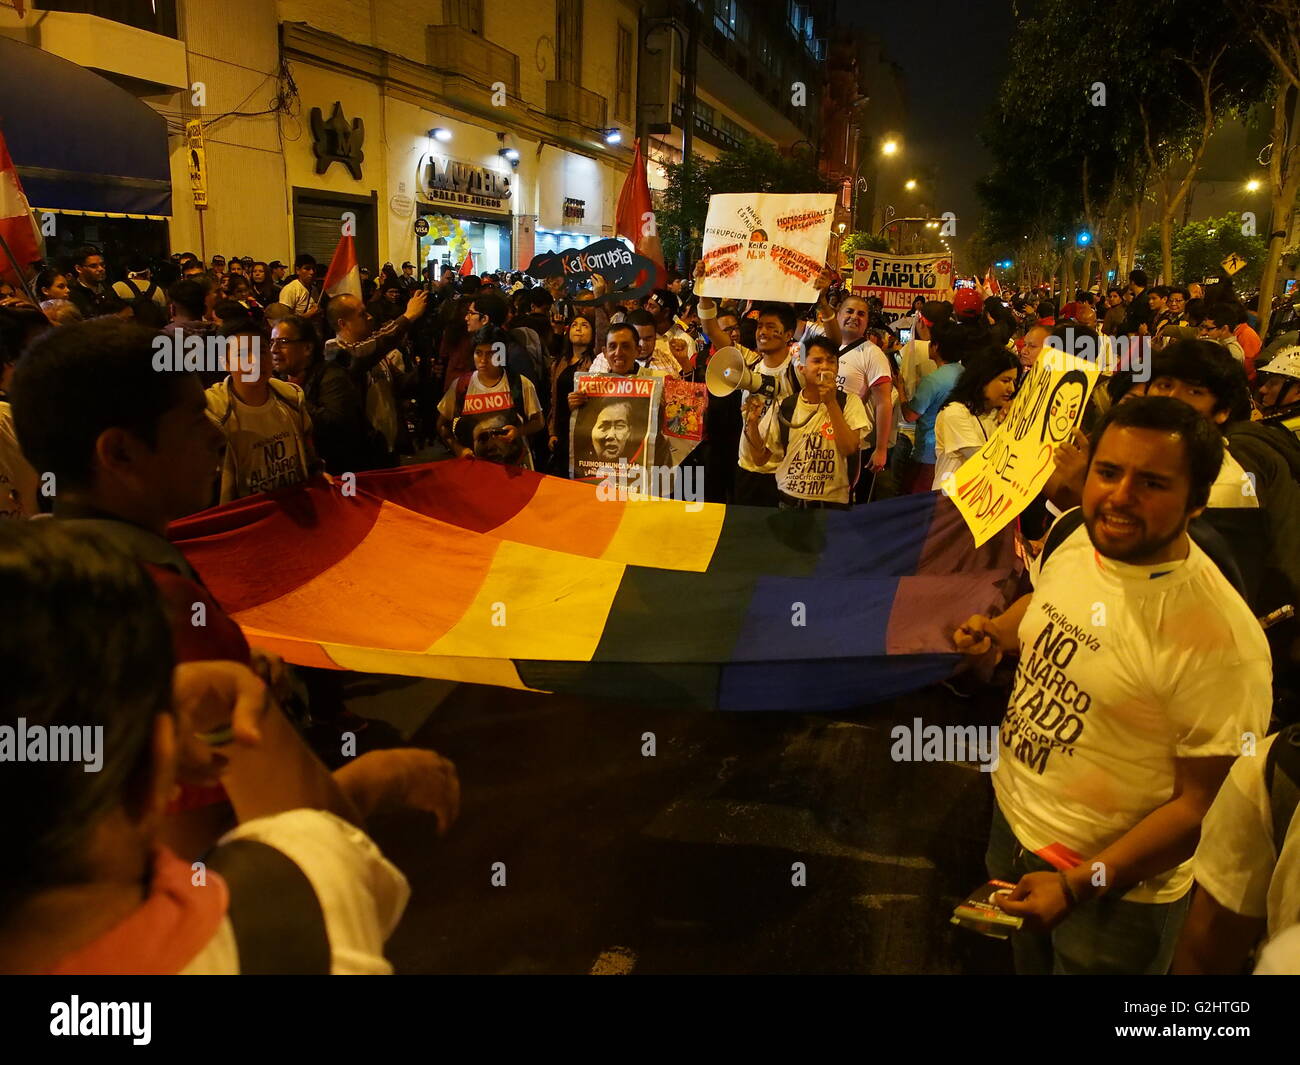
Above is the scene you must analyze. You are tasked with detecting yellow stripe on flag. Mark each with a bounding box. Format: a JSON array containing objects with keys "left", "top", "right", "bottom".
[
  {"left": 602, "top": 497, "right": 725, "bottom": 572},
  {"left": 426, "top": 540, "right": 625, "bottom": 660}
]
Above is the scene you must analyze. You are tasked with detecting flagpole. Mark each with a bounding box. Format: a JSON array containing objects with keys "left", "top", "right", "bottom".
[{"left": 0, "top": 227, "right": 39, "bottom": 304}]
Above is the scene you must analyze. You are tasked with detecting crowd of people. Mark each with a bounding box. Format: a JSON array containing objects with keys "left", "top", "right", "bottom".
[{"left": 1, "top": 239, "right": 1300, "bottom": 976}]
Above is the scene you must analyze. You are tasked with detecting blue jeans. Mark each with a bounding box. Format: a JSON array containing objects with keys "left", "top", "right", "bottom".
[{"left": 984, "top": 803, "right": 1190, "bottom": 975}]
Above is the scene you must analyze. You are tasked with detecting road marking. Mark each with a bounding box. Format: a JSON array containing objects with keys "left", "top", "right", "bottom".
[
  {"left": 642, "top": 799, "right": 934, "bottom": 868},
  {"left": 590, "top": 946, "right": 637, "bottom": 975}
]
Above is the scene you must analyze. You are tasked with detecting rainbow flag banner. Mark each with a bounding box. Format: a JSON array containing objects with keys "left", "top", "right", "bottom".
[{"left": 170, "top": 461, "right": 1024, "bottom": 711}]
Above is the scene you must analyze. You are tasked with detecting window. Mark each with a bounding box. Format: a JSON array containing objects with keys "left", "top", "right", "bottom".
[
  {"left": 694, "top": 101, "right": 716, "bottom": 128},
  {"left": 39, "top": 0, "right": 178, "bottom": 37},
  {"left": 443, "top": 0, "right": 483, "bottom": 34},
  {"left": 556, "top": 0, "right": 583, "bottom": 85},
  {"left": 616, "top": 24, "right": 633, "bottom": 121}
]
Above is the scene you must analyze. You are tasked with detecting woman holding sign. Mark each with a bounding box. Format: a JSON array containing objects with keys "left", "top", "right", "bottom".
[{"left": 932, "top": 349, "right": 1020, "bottom": 493}]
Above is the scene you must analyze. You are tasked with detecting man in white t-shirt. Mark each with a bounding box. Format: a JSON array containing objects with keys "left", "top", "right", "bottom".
[
  {"left": 1172, "top": 724, "right": 1300, "bottom": 974},
  {"left": 437, "top": 325, "right": 543, "bottom": 467},
  {"left": 277, "top": 254, "right": 321, "bottom": 317},
  {"left": 954, "top": 395, "right": 1272, "bottom": 974},
  {"left": 748, "top": 336, "right": 870, "bottom": 508},
  {"left": 833, "top": 295, "right": 892, "bottom": 475}
]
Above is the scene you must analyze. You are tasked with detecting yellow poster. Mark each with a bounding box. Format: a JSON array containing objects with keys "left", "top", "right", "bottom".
[
  {"left": 186, "top": 120, "right": 208, "bottom": 209},
  {"left": 945, "top": 352, "right": 1100, "bottom": 547}
]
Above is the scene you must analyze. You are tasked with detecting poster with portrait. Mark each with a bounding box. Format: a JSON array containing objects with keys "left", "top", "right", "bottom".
[
  {"left": 850, "top": 252, "right": 954, "bottom": 326},
  {"left": 660, "top": 377, "right": 708, "bottom": 467},
  {"left": 569, "top": 373, "right": 663, "bottom": 486},
  {"left": 697, "top": 192, "right": 837, "bottom": 303},
  {"left": 945, "top": 352, "right": 1101, "bottom": 547}
]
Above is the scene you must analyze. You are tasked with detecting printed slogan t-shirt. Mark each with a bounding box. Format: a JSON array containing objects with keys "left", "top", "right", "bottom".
[
  {"left": 992, "top": 517, "right": 1272, "bottom": 903},
  {"left": 437, "top": 371, "right": 542, "bottom": 470},
  {"left": 760, "top": 392, "right": 869, "bottom": 504},
  {"left": 208, "top": 386, "right": 313, "bottom": 503}
]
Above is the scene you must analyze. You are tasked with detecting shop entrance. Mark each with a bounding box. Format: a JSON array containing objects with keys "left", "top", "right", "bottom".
[{"left": 415, "top": 208, "right": 512, "bottom": 275}]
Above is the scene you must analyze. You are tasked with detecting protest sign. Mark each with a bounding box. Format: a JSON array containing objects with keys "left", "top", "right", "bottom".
[
  {"left": 570, "top": 372, "right": 664, "bottom": 485},
  {"left": 851, "top": 252, "right": 954, "bottom": 325},
  {"left": 698, "top": 192, "right": 836, "bottom": 303},
  {"left": 943, "top": 352, "right": 1100, "bottom": 547},
  {"left": 527, "top": 238, "right": 658, "bottom": 302},
  {"left": 660, "top": 377, "right": 708, "bottom": 467}
]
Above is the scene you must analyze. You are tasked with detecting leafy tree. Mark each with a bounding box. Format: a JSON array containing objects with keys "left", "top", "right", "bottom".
[
  {"left": 1135, "top": 213, "right": 1269, "bottom": 288},
  {"left": 841, "top": 231, "right": 891, "bottom": 258},
  {"left": 657, "top": 139, "right": 832, "bottom": 267}
]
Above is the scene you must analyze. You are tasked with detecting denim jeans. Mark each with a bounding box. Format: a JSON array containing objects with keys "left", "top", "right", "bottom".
[{"left": 984, "top": 803, "right": 1190, "bottom": 975}]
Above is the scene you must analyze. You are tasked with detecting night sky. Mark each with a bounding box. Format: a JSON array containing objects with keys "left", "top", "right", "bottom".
[{"left": 840, "top": 0, "right": 1018, "bottom": 245}]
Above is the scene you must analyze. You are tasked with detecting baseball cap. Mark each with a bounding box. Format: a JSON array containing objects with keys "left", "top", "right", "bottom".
[
  {"left": 953, "top": 289, "right": 983, "bottom": 320},
  {"left": 1260, "top": 346, "right": 1300, "bottom": 381},
  {"left": 402, "top": 261, "right": 414, "bottom": 269},
  {"left": 918, "top": 300, "right": 953, "bottom": 329},
  {"left": 268, "top": 260, "right": 285, "bottom": 269}
]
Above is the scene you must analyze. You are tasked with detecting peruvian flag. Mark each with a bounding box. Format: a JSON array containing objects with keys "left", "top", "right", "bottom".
[
  {"left": 0, "top": 126, "right": 42, "bottom": 291},
  {"left": 615, "top": 138, "right": 666, "bottom": 290},
  {"left": 458, "top": 250, "right": 475, "bottom": 277},
  {"left": 321, "top": 231, "right": 361, "bottom": 299},
  {"left": 984, "top": 266, "right": 1001, "bottom": 297}
]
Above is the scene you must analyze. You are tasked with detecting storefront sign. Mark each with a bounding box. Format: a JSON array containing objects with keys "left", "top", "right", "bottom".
[
  {"left": 418, "top": 154, "right": 512, "bottom": 214},
  {"left": 413, "top": 217, "right": 429, "bottom": 236},
  {"left": 390, "top": 193, "right": 414, "bottom": 217}
]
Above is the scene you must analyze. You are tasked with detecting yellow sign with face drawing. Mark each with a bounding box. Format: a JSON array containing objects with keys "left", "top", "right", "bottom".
[{"left": 944, "top": 351, "right": 1100, "bottom": 547}]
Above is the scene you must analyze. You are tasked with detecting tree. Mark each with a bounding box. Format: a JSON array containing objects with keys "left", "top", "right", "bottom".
[
  {"left": 1134, "top": 212, "right": 1269, "bottom": 288},
  {"left": 656, "top": 139, "right": 832, "bottom": 267},
  {"left": 841, "top": 231, "right": 891, "bottom": 258},
  {"left": 1231, "top": 0, "right": 1300, "bottom": 333}
]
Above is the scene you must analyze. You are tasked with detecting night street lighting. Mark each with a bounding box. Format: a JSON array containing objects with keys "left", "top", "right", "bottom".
[
  {"left": 1247, "top": 178, "right": 1262, "bottom": 192},
  {"left": 429, "top": 127, "right": 452, "bottom": 142},
  {"left": 602, "top": 128, "right": 623, "bottom": 145},
  {"left": 882, "top": 139, "right": 899, "bottom": 156},
  {"left": 905, "top": 179, "right": 917, "bottom": 190}
]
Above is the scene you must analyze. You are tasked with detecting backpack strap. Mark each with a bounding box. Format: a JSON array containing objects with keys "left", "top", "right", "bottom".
[
  {"left": 1265, "top": 723, "right": 1300, "bottom": 853},
  {"left": 1039, "top": 507, "right": 1087, "bottom": 567},
  {"left": 205, "top": 839, "right": 331, "bottom": 974},
  {"left": 453, "top": 372, "right": 473, "bottom": 417}
]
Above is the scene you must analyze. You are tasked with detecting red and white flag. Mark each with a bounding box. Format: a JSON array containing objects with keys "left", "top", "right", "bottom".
[
  {"left": 615, "top": 138, "right": 666, "bottom": 291},
  {"left": 321, "top": 231, "right": 361, "bottom": 300},
  {"left": 458, "top": 250, "right": 475, "bottom": 277},
  {"left": 0, "top": 126, "right": 42, "bottom": 291},
  {"left": 983, "top": 266, "right": 1001, "bottom": 297}
]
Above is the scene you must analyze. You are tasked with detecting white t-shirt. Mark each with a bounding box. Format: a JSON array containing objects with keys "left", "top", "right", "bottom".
[
  {"left": 735, "top": 344, "right": 800, "bottom": 475},
  {"left": 590, "top": 325, "right": 696, "bottom": 377},
  {"left": 0, "top": 401, "right": 38, "bottom": 519},
  {"left": 837, "top": 338, "right": 896, "bottom": 451},
  {"left": 206, "top": 382, "right": 314, "bottom": 502},
  {"left": 1255, "top": 923, "right": 1300, "bottom": 974},
  {"left": 761, "top": 391, "right": 870, "bottom": 504},
  {"left": 932, "top": 404, "right": 998, "bottom": 492},
  {"left": 1193, "top": 731, "right": 1300, "bottom": 944},
  {"left": 180, "top": 810, "right": 410, "bottom": 975},
  {"left": 1207, "top": 446, "right": 1260, "bottom": 510},
  {"left": 437, "top": 371, "right": 542, "bottom": 469},
  {"left": 277, "top": 278, "right": 317, "bottom": 315},
  {"left": 993, "top": 519, "right": 1273, "bottom": 903}
]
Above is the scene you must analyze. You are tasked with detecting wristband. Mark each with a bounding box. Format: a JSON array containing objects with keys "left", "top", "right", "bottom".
[{"left": 697, "top": 303, "right": 717, "bottom": 320}]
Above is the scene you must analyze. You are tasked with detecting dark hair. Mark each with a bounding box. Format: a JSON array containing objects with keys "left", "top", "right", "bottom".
[
  {"left": 11, "top": 321, "right": 191, "bottom": 490},
  {"left": 1151, "top": 338, "right": 1252, "bottom": 422},
  {"left": 1150, "top": 285, "right": 1172, "bottom": 300},
  {"left": 804, "top": 335, "right": 839, "bottom": 362},
  {"left": 1130, "top": 269, "right": 1149, "bottom": 288},
  {"left": 1049, "top": 323, "right": 1100, "bottom": 362},
  {"left": 34, "top": 268, "right": 66, "bottom": 300},
  {"left": 217, "top": 314, "right": 266, "bottom": 339},
  {"left": 293, "top": 253, "right": 317, "bottom": 270},
  {"left": 525, "top": 288, "right": 553, "bottom": 312},
  {"left": 1106, "top": 286, "right": 1122, "bottom": 298},
  {"left": 72, "top": 245, "right": 102, "bottom": 268},
  {"left": 649, "top": 288, "right": 680, "bottom": 316},
  {"left": 606, "top": 322, "right": 639, "bottom": 347},
  {"left": 0, "top": 520, "right": 174, "bottom": 910},
  {"left": 167, "top": 279, "right": 208, "bottom": 319},
  {"left": 276, "top": 315, "right": 321, "bottom": 360},
  {"left": 471, "top": 291, "right": 509, "bottom": 326},
  {"left": 755, "top": 302, "right": 797, "bottom": 333},
  {"left": 129, "top": 298, "right": 170, "bottom": 330},
  {"left": 944, "top": 347, "right": 1020, "bottom": 415},
  {"left": 1087, "top": 395, "right": 1224, "bottom": 512},
  {"left": 1171, "top": 286, "right": 1190, "bottom": 300},
  {"left": 472, "top": 324, "right": 512, "bottom": 351},
  {"left": 0, "top": 304, "right": 51, "bottom": 367},
  {"left": 1036, "top": 300, "right": 1057, "bottom": 319},
  {"left": 1213, "top": 300, "right": 1249, "bottom": 328},
  {"left": 625, "top": 308, "right": 656, "bottom": 330}
]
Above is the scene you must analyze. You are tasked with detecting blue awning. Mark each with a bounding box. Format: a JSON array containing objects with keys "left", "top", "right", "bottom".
[{"left": 0, "top": 36, "right": 172, "bottom": 216}]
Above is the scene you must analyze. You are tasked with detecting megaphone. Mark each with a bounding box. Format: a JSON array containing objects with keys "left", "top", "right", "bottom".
[{"left": 706, "top": 346, "right": 763, "bottom": 398}]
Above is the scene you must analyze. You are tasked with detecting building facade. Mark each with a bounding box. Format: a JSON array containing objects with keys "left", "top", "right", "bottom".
[{"left": 2, "top": 0, "right": 640, "bottom": 274}]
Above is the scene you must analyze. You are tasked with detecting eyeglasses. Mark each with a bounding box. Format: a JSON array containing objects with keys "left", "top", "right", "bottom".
[{"left": 269, "top": 337, "right": 306, "bottom": 347}]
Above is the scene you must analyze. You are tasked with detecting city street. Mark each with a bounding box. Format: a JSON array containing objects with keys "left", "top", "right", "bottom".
[{"left": 355, "top": 673, "right": 1016, "bottom": 975}]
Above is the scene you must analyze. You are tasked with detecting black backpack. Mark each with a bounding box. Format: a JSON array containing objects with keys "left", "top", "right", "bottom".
[{"left": 775, "top": 388, "right": 862, "bottom": 485}]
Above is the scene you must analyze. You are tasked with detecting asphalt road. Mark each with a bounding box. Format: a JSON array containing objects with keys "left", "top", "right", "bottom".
[{"left": 349, "top": 673, "right": 1018, "bottom": 975}]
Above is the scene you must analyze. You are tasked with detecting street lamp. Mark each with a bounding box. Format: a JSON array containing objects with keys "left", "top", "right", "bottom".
[
  {"left": 881, "top": 138, "right": 899, "bottom": 156},
  {"left": 905, "top": 179, "right": 917, "bottom": 191},
  {"left": 1247, "top": 178, "right": 1262, "bottom": 192}
]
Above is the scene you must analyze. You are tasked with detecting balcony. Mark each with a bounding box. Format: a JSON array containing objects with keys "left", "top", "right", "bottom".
[
  {"left": 38, "top": 0, "right": 177, "bottom": 38},
  {"left": 546, "top": 80, "right": 607, "bottom": 130},
  {"left": 426, "top": 24, "right": 519, "bottom": 97}
]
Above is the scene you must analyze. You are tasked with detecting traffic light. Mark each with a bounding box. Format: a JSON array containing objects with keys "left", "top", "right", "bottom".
[{"left": 1077, "top": 230, "right": 1092, "bottom": 247}]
